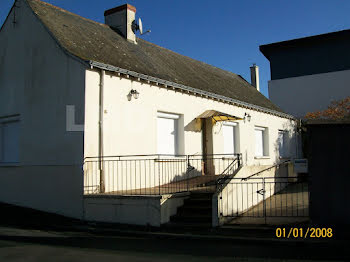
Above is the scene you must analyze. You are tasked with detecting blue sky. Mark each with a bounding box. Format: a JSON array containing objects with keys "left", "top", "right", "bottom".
[{"left": 1, "top": 0, "right": 350, "bottom": 97}]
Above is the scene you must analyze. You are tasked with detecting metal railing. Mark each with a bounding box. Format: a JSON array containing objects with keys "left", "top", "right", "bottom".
[
  {"left": 241, "top": 160, "right": 291, "bottom": 181},
  {"left": 84, "top": 153, "right": 241, "bottom": 195},
  {"left": 218, "top": 176, "right": 309, "bottom": 221}
]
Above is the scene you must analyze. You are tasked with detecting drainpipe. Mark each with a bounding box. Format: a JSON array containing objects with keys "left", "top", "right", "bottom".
[{"left": 99, "top": 69, "right": 105, "bottom": 193}]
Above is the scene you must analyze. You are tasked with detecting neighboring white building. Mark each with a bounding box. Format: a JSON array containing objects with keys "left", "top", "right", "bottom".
[
  {"left": 260, "top": 29, "right": 350, "bottom": 118},
  {"left": 0, "top": 0, "right": 298, "bottom": 226}
]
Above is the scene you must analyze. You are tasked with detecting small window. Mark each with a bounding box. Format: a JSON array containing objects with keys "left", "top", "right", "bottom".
[
  {"left": 223, "top": 122, "right": 238, "bottom": 154},
  {"left": 0, "top": 120, "right": 20, "bottom": 163},
  {"left": 278, "top": 130, "right": 288, "bottom": 158},
  {"left": 157, "top": 112, "right": 179, "bottom": 155},
  {"left": 255, "top": 126, "right": 268, "bottom": 157}
]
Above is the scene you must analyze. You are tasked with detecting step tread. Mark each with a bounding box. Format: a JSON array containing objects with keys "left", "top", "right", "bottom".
[
  {"left": 180, "top": 207, "right": 212, "bottom": 211},
  {"left": 163, "top": 222, "right": 211, "bottom": 228},
  {"left": 186, "top": 200, "right": 212, "bottom": 203},
  {"left": 170, "top": 216, "right": 212, "bottom": 223},
  {"left": 169, "top": 193, "right": 214, "bottom": 227}
]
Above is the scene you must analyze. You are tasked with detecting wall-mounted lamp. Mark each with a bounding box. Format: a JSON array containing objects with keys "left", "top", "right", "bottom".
[
  {"left": 127, "top": 89, "right": 140, "bottom": 101},
  {"left": 244, "top": 113, "right": 251, "bottom": 122}
]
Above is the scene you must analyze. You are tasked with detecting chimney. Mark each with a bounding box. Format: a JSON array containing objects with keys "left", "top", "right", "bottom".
[
  {"left": 104, "top": 4, "right": 137, "bottom": 43},
  {"left": 250, "top": 64, "right": 260, "bottom": 92}
]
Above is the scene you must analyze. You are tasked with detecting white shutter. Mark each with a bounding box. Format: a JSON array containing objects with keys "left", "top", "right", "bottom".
[
  {"left": 255, "top": 129, "right": 264, "bottom": 157},
  {"left": 157, "top": 115, "right": 177, "bottom": 155},
  {"left": 2, "top": 121, "right": 20, "bottom": 163},
  {"left": 223, "top": 124, "right": 235, "bottom": 154}
]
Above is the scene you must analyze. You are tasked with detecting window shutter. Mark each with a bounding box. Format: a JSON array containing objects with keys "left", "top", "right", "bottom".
[
  {"left": 255, "top": 129, "right": 264, "bottom": 157},
  {"left": 223, "top": 124, "right": 235, "bottom": 154},
  {"left": 157, "top": 113, "right": 179, "bottom": 155}
]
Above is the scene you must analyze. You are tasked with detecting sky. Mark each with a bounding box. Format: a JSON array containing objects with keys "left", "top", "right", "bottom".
[{"left": 1, "top": 0, "right": 350, "bottom": 98}]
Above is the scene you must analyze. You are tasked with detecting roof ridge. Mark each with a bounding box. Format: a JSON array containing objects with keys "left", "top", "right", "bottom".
[
  {"left": 23, "top": 0, "right": 285, "bottom": 114},
  {"left": 28, "top": 0, "right": 251, "bottom": 88},
  {"left": 26, "top": 0, "right": 109, "bottom": 28},
  {"left": 28, "top": 0, "right": 244, "bottom": 84}
]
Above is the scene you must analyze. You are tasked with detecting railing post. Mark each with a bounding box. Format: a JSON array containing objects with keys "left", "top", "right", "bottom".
[
  {"left": 158, "top": 155, "right": 161, "bottom": 195},
  {"left": 263, "top": 177, "right": 266, "bottom": 224},
  {"left": 186, "top": 155, "right": 190, "bottom": 192},
  {"left": 99, "top": 157, "right": 105, "bottom": 193}
]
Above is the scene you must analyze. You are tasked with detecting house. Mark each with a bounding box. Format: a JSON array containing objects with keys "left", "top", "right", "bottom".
[
  {"left": 0, "top": 0, "right": 299, "bottom": 227},
  {"left": 260, "top": 29, "right": 350, "bottom": 118}
]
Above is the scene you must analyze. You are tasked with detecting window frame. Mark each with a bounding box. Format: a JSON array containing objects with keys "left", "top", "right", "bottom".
[
  {"left": 278, "top": 130, "right": 289, "bottom": 159},
  {"left": 156, "top": 112, "right": 181, "bottom": 156},
  {"left": 222, "top": 121, "right": 239, "bottom": 155},
  {"left": 254, "top": 126, "right": 269, "bottom": 158}
]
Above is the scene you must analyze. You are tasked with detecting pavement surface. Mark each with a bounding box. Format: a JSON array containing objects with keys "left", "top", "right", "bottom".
[
  {"left": 228, "top": 182, "right": 309, "bottom": 225},
  {"left": 0, "top": 225, "right": 349, "bottom": 261}
]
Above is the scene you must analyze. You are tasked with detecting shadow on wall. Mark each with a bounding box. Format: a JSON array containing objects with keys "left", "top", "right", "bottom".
[
  {"left": 272, "top": 120, "right": 298, "bottom": 165},
  {"left": 170, "top": 165, "right": 202, "bottom": 183}
]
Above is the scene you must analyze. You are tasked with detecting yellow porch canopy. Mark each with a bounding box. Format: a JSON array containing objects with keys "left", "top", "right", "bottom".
[{"left": 196, "top": 110, "right": 243, "bottom": 124}]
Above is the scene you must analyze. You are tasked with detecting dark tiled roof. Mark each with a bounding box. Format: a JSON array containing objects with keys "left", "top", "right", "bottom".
[{"left": 27, "top": 0, "right": 284, "bottom": 113}]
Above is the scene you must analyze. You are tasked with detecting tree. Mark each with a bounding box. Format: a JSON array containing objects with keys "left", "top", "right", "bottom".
[{"left": 305, "top": 96, "right": 350, "bottom": 120}]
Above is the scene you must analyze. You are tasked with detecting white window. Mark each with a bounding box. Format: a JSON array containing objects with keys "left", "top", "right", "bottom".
[
  {"left": 0, "top": 120, "right": 20, "bottom": 163},
  {"left": 223, "top": 122, "right": 237, "bottom": 154},
  {"left": 157, "top": 112, "right": 179, "bottom": 155},
  {"left": 278, "top": 130, "right": 288, "bottom": 158},
  {"left": 255, "top": 126, "right": 268, "bottom": 157}
]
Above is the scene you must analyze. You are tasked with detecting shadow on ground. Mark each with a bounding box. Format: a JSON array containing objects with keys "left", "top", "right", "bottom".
[{"left": 0, "top": 230, "right": 348, "bottom": 261}]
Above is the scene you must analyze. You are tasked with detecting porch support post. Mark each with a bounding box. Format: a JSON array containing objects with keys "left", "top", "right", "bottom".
[
  {"left": 99, "top": 69, "right": 105, "bottom": 193},
  {"left": 202, "top": 118, "right": 214, "bottom": 175}
]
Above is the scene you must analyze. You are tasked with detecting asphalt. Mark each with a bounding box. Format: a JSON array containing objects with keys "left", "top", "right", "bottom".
[
  {"left": 0, "top": 222, "right": 349, "bottom": 261},
  {"left": 0, "top": 202, "right": 349, "bottom": 261}
]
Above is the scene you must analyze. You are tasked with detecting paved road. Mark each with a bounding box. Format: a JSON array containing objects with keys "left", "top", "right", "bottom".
[{"left": 0, "top": 226, "right": 348, "bottom": 261}]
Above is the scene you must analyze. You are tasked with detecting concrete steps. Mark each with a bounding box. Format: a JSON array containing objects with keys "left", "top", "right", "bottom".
[{"left": 168, "top": 192, "right": 213, "bottom": 228}]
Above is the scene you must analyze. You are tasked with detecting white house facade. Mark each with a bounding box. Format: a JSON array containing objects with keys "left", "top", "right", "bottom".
[
  {"left": 84, "top": 68, "right": 297, "bottom": 165},
  {"left": 0, "top": 0, "right": 300, "bottom": 227}
]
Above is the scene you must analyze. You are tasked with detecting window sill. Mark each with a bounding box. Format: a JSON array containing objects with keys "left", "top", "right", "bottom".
[
  {"left": 254, "top": 156, "right": 270, "bottom": 159},
  {"left": 0, "top": 162, "right": 21, "bottom": 167}
]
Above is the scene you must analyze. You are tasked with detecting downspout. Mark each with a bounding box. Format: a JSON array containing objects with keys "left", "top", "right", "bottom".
[{"left": 99, "top": 69, "right": 105, "bottom": 193}]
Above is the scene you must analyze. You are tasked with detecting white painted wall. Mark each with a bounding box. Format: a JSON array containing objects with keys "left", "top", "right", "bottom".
[
  {"left": 84, "top": 69, "right": 298, "bottom": 193},
  {"left": 84, "top": 195, "right": 162, "bottom": 226},
  {"left": 85, "top": 69, "right": 297, "bottom": 163},
  {"left": 216, "top": 163, "right": 294, "bottom": 225},
  {"left": 0, "top": 0, "right": 85, "bottom": 218},
  {"left": 84, "top": 193, "right": 189, "bottom": 227},
  {"left": 269, "top": 69, "right": 350, "bottom": 118},
  {"left": 0, "top": 166, "right": 83, "bottom": 218}
]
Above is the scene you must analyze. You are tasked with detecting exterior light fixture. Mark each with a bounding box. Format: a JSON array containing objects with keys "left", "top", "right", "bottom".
[
  {"left": 244, "top": 113, "right": 251, "bottom": 122},
  {"left": 128, "top": 89, "right": 140, "bottom": 101},
  {"left": 132, "top": 89, "right": 139, "bottom": 99}
]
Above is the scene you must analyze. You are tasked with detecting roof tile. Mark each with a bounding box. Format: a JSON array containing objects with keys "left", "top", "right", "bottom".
[{"left": 26, "top": 0, "right": 283, "bottom": 113}]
